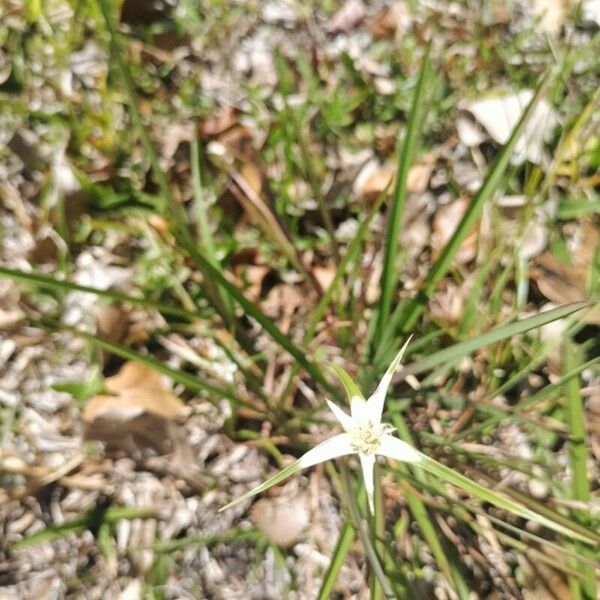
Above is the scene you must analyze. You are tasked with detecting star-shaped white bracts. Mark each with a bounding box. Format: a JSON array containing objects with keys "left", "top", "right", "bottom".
[{"left": 220, "top": 339, "right": 421, "bottom": 513}]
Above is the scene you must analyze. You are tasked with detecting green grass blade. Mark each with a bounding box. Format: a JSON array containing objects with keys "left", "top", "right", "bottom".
[
  {"left": 317, "top": 521, "right": 355, "bottom": 600},
  {"left": 39, "top": 320, "right": 258, "bottom": 411},
  {"left": 98, "top": 0, "right": 171, "bottom": 208},
  {"left": 219, "top": 462, "right": 301, "bottom": 512},
  {"left": 11, "top": 506, "right": 155, "bottom": 549},
  {"left": 307, "top": 184, "right": 391, "bottom": 343},
  {"left": 374, "top": 43, "right": 432, "bottom": 346},
  {"left": 185, "top": 247, "right": 334, "bottom": 394},
  {"left": 403, "top": 301, "right": 591, "bottom": 377},
  {"left": 99, "top": 0, "right": 333, "bottom": 393},
  {"left": 0, "top": 265, "right": 194, "bottom": 320},
  {"left": 396, "top": 74, "right": 550, "bottom": 334},
  {"left": 453, "top": 355, "right": 600, "bottom": 441},
  {"left": 562, "top": 339, "right": 597, "bottom": 599},
  {"left": 392, "top": 415, "right": 469, "bottom": 596},
  {"left": 190, "top": 138, "right": 218, "bottom": 262},
  {"left": 276, "top": 184, "right": 391, "bottom": 406},
  {"left": 416, "top": 453, "right": 599, "bottom": 544}
]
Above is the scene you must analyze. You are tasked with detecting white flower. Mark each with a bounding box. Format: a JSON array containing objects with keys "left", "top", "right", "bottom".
[{"left": 220, "top": 338, "right": 421, "bottom": 513}]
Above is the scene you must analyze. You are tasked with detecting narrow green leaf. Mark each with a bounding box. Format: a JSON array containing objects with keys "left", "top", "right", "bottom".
[
  {"left": 327, "top": 363, "right": 365, "bottom": 402},
  {"left": 563, "top": 339, "right": 597, "bottom": 599},
  {"left": 416, "top": 453, "right": 599, "bottom": 545},
  {"left": 276, "top": 182, "right": 392, "bottom": 406},
  {"left": 375, "top": 43, "right": 432, "bottom": 345},
  {"left": 454, "top": 355, "right": 600, "bottom": 441},
  {"left": 12, "top": 506, "right": 155, "bottom": 549},
  {"left": 317, "top": 522, "right": 355, "bottom": 600},
  {"left": 307, "top": 184, "right": 391, "bottom": 344},
  {"left": 403, "top": 301, "right": 592, "bottom": 377},
  {"left": 185, "top": 247, "right": 335, "bottom": 394},
  {"left": 219, "top": 462, "right": 301, "bottom": 512},
  {"left": 392, "top": 415, "right": 469, "bottom": 596},
  {"left": 153, "top": 528, "right": 259, "bottom": 553},
  {"left": 0, "top": 266, "right": 194, "bottom": 320},
  {"left": 397, "top": 74, "right": 550, "bottom": 334},
  {"left": 40, "top": 321, "right": 257, "bottom": 411},
  {"left": 190, "top": 137, "right": 218, "bottom": 263},
  {"left": 339, "top": 462, "right": 396, "bottom": 598}
]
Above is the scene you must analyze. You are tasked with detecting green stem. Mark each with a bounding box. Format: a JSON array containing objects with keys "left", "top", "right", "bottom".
[{"left": 339, "top": 462, "right": 397, "bottom": 599}]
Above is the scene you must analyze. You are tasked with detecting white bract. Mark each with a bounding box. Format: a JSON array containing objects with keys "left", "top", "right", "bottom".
[{"left": 220, "top": 338, "right": 421, "bottom": 514}]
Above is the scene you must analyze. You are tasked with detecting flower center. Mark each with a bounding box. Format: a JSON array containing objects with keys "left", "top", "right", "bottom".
[{"left": 349, "top": 421, "right": 393, "bottom": 454}]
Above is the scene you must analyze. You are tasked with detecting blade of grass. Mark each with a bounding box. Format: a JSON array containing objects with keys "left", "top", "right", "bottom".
[
  {"left": 400, "top": 465, "right": 598, "bottom": 572},
  {"left": 317, "top": 521, "right": 355, "bottom": 600},
  {"left": 464, "top": 466, "right": 600, "bottom": 548},
  {"left": 11, "top": 506, "right": 155, "bottom": 549},
  {"left": 184, "top": 246, "right": 335, "bottom": 394},
  {"left": 34, "top": 319, "right": 260, "bottom": 412},
  {"left": 190, "top": 137, "right": 235, "bottom": 315},
  {"left": 395, "top": 74, "right": 551, "bottom": 336},
  {"left": 276, "top": 183, "right": 393, "bottom": 406},
  {"left": 391, "top": 414, "right": 469, "bottom": 597},
  {"left": 453, "top": 354, "right": 600, "bottom": 442},
  {"left": 371, "top": 463, "right": 385, "bottom": 600},
  {"left": 99, "top": 0, "right": 315, "bottom": 380},
  {"left": 0, "top": 265, "right": 194, "bottom": 320},
  {"left": 403, "top": 301, "right": 592, "bottom": 377},
  {"left": 153, "top": 528, "right": 260, "bottom": 553},
  {"left": 365, "top": 302, "right": 592, "bottom": 406},
  {"left": 190, "top": 138, "right": 218, "bottom": 262},
  {"left": 562, "top": 338, "right": 597, "bottom": 600},
  {"left": 416, "top": 453, "right": 599, "bottom": 544},
  {"left": 327, "top": 363, "right": 365, "bottom": 402},
  {"left": 373, "top": 43, "right": 432, "bottom": 348}
]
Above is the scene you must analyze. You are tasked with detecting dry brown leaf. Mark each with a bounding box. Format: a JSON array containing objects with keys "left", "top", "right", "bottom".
[
  {"left": 429, "top": 281, "right": 467, "bottom": 326},
  {"left": 431, "top": 198, "right": 477, "bottom": 264},
  {"left": 531, "top": 0, "right": 574, "bottom": 34},
  {"left": 313, "top": 265, "right": 336, "bottom": 292},
  {"left": 325, "top": 0, "right": 366, "bottom": 34},
  {"left": 161, "top": 122, "right": 195, "bottom": 162},
  {"left": 532, "top": 254, "right": 600, "bottom": 323},
  {"left": 199, "top": 105, "right": 240, "bottom": 139},
  {"left": 95, "top": 304, "right": 129, "bottom": 344},
  {"left": 531, "top": 252, "right": 587, "bottom": 305},
  {"left": 240, "top": 264, "right": 273, "bottom": 302},
  {"left": 84, "top": 362, "right": 187, "bottom": 452},
  {"left": 0, "top": 307, "right": 25, "bottom": 330},
  {"left": 518, "top": 553, "right": 572, "bottom": 600},
  {"left": 368, "top": 2, "right": 412, "bottom": 39},
  {"left": 360, "top": 165, "right": 394, "bottom": 200},
  {"left": 407, "top": 155, "right": 436, "bottom": 194},
  {"left": 250, "top": 492, "right": 310, "bottom": 548},
  {"left": 261, "top": 284, "right": 304, "bottom": 334},
  {"left": 354, "top": 153, "right": 435, "bottom": 201}
]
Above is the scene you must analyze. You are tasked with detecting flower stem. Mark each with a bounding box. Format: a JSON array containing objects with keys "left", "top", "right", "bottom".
[{"left": 339, "top": 462, "right": 397, "bottom": 599}]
